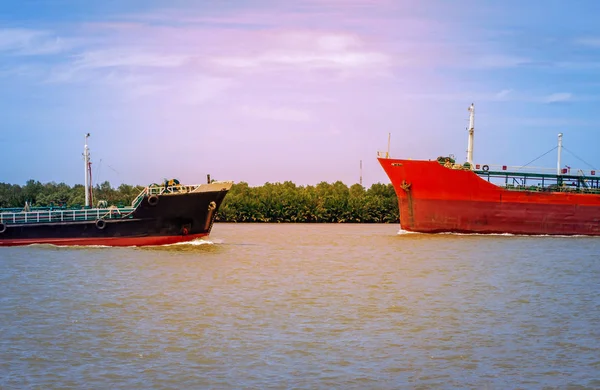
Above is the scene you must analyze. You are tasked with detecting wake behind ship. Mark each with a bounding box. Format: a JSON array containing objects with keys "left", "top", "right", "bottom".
[
  {"left": 0, "top": 135, "right": 233, "bottom": 246},
  {"left": 378, "top": 104, "right": 600, "bottom": 236}
]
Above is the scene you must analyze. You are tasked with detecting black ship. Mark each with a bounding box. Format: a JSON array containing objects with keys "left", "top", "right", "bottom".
[{"left": 0, "top": 135, "right": 232, "bottom": 247}]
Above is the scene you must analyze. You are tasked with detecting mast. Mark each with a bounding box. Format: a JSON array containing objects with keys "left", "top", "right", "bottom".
[
  {"left": 467, "top": 103, "right": 475, "bottom": 165},
  {"left": 557, "top": 133, "right": 563, "bottom": 176},
  {"left": 84, "top": 133, "right": 92, "bottom": 207},
  {"left": 386, "top": 133, "right": 391, "bottom": 158}
]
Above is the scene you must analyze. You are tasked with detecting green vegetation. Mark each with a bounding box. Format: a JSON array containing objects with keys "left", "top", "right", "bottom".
[
  {"left": 0, "top": 180, "right": 144, "bottom": 209},
  {"left": 0, "top": 180, "right": 399, "bottom": 223},
  {"left": 218, "top": 181, "right": 399, "bottom": 223}
]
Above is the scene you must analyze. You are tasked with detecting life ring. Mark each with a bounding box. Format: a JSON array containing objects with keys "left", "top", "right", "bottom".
[
  {"left": 482, "top": 165, "right": 490, "bottom": 172},
  {"left": 95, "top": 219, "right": 106, "bottom": 230},
  {"left": 208, "top": 201, "right": 216, "bottom": 211},
  {"left": 148, "top": 195, "right": 159, "bottom": 206},
  {"left": 0, "top": 223, "right": 6, "bottom": 234}
]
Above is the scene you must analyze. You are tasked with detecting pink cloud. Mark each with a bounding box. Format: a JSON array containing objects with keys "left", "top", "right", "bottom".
[
  {"left": 6, "top": 2, "right": 546, "bottom": 187},
  {"left": 239, "top": 105, "right": 314, "bottom": 122},
  {"left": 210, "top": 31, "right": 391, "bottom": 73}
]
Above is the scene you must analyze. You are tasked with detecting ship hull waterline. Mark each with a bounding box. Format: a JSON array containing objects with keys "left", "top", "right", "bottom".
[
  {"left": 0, "top": 233, "right": 208, "bottom": 247},
  {"left": 378, "top": 158, "right": 600, "bottom": 236}
]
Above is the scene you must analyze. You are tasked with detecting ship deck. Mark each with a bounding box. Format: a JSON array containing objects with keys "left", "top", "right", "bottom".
[{"left": 473, "top": 167, "right": 600, "bottom": 194}]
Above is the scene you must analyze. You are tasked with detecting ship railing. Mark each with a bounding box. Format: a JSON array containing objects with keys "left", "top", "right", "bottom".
[
  {"left": 130, "top": 182, "right": 232, "bottom": 207},
  {"left": 471, "top": 163, "right": 598, "bottom": 177},
  {"left": 146, "top": 184, "right": 203, "bottom": 195},
  {"left": 131, "top": 184, "right": 207, "bottom": 202},
  {"left": 131, "top": 187, "right": 149, "bottom": 208},
  {"left": 0, "top": 207, "right": 136, "bottom": 226},
  {"left": 130, "top": 184, "right": 204, "bottom": 207}
]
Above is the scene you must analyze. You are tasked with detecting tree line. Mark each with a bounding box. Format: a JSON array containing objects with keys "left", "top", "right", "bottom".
[
  {"left": 0, "top": 180, "right": 399, "bottom": 223},
  {"left": 0, "top": 180, "right": 144, "bottom": 210}
]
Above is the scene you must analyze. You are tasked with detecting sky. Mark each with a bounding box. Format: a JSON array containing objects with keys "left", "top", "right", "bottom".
[{"left": 2, "top": 0, "right": 600, "bottom": 188}]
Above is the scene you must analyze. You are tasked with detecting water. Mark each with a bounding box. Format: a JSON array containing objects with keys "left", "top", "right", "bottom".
[{"left": 1, "top": 223, "right": 599, "bottom": 389}]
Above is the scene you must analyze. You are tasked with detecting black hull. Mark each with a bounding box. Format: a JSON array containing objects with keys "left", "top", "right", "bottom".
[{"left": 0, "top": 188, "right": 229, "bottom": 247}]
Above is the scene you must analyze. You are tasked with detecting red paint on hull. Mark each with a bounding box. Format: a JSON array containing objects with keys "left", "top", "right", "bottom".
[
  {"left": 378, "top": 158, "right": 600, "bottom": 236},
  {"left": 0, "top": 233, "right": 208, "bottom": 247}
]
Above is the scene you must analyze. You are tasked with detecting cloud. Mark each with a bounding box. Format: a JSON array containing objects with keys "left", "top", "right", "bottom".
[
  {"left": 494, "top": 89, "right": 512, "bottom": 100},
  {"left": 213, "top": 51, "right": 389, "bottom": 70},
  {"left": 179, "top": 75, "right": 234, "bottom": 105},
  {"left": 0, "top": 5, "right": 446, "bottom": 90},
  {"left": 574, "top": 37, "right": 600, "bottom": 47},
  {"left": 210, "top": 31, "right": 391, "bottom": 74},
  {"left": 555, "top": 61, "right": 600, "bottom": 70},
  {"left": 0, "top": 28, "right": 72, "bottom": 55},
  {"left": 317, "top": 34, "right": 360, "bottom": 51},
  {"left": 542, "top": 92, "right": 572, "bottom": 103},
  {"left": 72, "top": 49, "right": 191, "bottom": 69},
  {"left": 5, "top": 4, "right": 559, "bottom": 113},
  {"left": 43, "top": 48, "right": 195, "bottom": 84},
  {"left": 384, "top": 90, "right": 596, "bottom": 105},
  {"left": 240, "top": 105, "right": 314, "bottom": 122},
  {"left": 517, "top": 118, "right": 600, "bottom": 127},
  {"left": 473, "top": 55, "right": 531, "bottom": 68}
]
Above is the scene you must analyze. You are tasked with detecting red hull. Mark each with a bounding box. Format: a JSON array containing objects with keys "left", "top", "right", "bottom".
[
  {"left": 0, "top": 233, "right": 208, "bottom": 247},
  {"left": 378, "top": 158, "right": 600, "bottom": 236}
]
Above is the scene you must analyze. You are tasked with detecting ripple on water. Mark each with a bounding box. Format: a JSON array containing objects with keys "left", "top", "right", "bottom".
[{"left": 1, "top": 223, "right": 599, "bottom": 389}]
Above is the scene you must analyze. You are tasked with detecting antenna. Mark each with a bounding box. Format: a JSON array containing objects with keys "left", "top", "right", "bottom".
[
  {"left": 84, "top": 133, "right": 91, "bottom": 207},
  {"left": 360, "top": 160, "right": 363, "bottom": 186}
]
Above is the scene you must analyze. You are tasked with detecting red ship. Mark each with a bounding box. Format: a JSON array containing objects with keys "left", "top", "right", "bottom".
[{"left": 378, "top": 104, "right": 600, "bottom": 236}]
